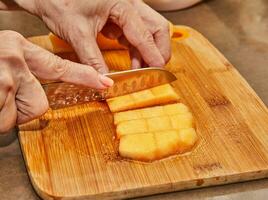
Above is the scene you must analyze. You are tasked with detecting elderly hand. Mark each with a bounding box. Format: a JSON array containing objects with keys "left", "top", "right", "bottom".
[
  {"left": 15, "top": 0, "right": 171, "bottom": 72},
  {"left": 0, "top": 31, "right": 113, "bottom": 133}
]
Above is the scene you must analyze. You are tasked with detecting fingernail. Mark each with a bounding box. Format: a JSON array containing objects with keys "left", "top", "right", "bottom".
[{"left": 99, "top": 74, "right": 114, "bottom": 87}]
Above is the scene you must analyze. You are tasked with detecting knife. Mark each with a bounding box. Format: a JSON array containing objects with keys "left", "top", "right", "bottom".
[{"left": 42, "top": 67, "right": 177, "bottom": 109}]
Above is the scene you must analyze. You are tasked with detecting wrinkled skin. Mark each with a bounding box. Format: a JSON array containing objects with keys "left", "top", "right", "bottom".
[
  {"left": 16, "top": 0, "right": 171, "bottom": 72},
  {"left": 0, "top": 31, "right": 113, "bottom": 133},
  {"left": 0, "top": 0, "right": 171, "bottom": 133}
]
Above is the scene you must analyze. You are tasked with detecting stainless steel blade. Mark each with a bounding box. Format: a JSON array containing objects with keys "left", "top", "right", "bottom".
[{"left": 42, "top": 67, "right": 177, "bottom": 109}]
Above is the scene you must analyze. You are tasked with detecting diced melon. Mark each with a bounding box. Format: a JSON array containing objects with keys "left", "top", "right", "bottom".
[
  {"left": 114, "top": 106, "right": 165, "bottom": 125},
  {"left": 163, "top": 103, "right": 189, "bottom": 115},
  {"left": 140, "top": 106, "right": 164, "bottom": 118},
  {"left": 116, "top": 116, "right": 171, "bottom": 137},
  {"left": 147, "top": 116, "right": 171, "bottom": 132},
  {"left": 116, "top": 120, "right": 147, "bottom": 138},
  {"left": 119, "top": 133, "right": 157, "bottom": 162},
  {"left": 151, "top": 84, "right": 180, "bottom": 104},
  {"left": 154, "top": 130, "right": 180, "bottom": 158},
  {"left": 170, "top": 113, "right": 193, "bottom": 129},
  {"left": 107, "top": 83, "right": 197, "bottom": 162},
  {"left": 114, "top": 110, "right": 142, "bottom": 125},
  {"left": 178, "top": 128, "right": 198, "bottom": 153},
  {"left": 106, "top": 95, "right": 135, "bottom": 113},
  {"left": 116, "top": 113, "right": 193, "bottom": 137},
  {"left": 107, "top": 84, "right": 180, "bottom": 113},
  {"left": 113, "top": 103, "right": 190, "bottom": 125},
  {"left": 130, "top": 90, "right": 155, "bottom": 107}
]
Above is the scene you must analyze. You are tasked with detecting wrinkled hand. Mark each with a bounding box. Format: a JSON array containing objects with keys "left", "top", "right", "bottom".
[
  {"left": 0, "top": 31, "right": 113, "bottom": 133},
  {"left": 15, "top": 0, "right": 171, "bottom": 72}
]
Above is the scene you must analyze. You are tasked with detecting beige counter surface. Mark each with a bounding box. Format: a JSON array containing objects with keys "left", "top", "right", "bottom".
[{"left": 0, "top": 0, "right": 268, "bottom": 199}]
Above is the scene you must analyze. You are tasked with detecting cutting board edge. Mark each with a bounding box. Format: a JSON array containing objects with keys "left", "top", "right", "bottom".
[{"left": 27, "top": 168, "right": 268, "bottom": 200}]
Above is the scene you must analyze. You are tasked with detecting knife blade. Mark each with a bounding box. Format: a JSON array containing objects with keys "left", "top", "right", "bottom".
[{"left": 42, "top": 67, "right": 177, "bottom": 109}]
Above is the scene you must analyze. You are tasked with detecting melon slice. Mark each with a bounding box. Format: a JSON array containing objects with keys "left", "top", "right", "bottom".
[
  {"left": 118, "top": 128, "right": 198, "bottom": 161},
  {"left": 114, "top": 103, "right": 189, "bottom": 125},
  {"left": 119, "top": 133, "right": 157, "bottom": 162},
  {"left": 154, "top": 130, "right": 181, "bottom": 158},
  {"left": 116, "top": 113, "right": 193, "bottom": 138},
  {"left": 107, "top": 84, "right": 180, "bottom": 113},
  {"left": 178, "top": 128, "right": 198, "bottom": 152},
  {"left": 170, "top": 112, "right": 194, "bottom": 130}
]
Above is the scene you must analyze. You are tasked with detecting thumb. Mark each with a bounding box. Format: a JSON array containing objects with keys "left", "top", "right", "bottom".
[
  {"left": 23, "top": 41, "right": 113, "bottom": 90},
  {"left": 68, "top": 29, "right": 109, "bottom": 74}
]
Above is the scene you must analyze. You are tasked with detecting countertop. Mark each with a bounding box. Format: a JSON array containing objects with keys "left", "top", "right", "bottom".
[{"left": 0, "top": 0, "right": 268, "bottom": 199}]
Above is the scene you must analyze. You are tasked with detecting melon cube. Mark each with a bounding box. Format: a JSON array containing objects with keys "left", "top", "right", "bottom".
[
  {"left": 119, "top": 133, "right": 157, "bottom": 161},
  {"left": 154, "top": 130, "right": 180, "bottom": 158},
  {"left": 151, "top": 84, "right": 180, "bottom": 104},
  {"left": 106, "top": 95, "right": 135, "bottom": 113},
  {"left": 170, "top": 113, "right": 193, "bottom": 129},
  {"left": 164, "top": 103, "right": 189, "bottom": 115},
  {"left": 114, "top": 110, "right": 141, "bottom": 125},
  {"left": 178, "top": 128, "right": 198, "bottom": 153},
  {"left": 140, "top": 106, "right": 165, "bottom": 118},
  {"left": 130, "top": 90, "right": 155, "bottom": 107},
  {"left": 116, "top": 119, "right": 148, "bottom": 138},
  {"left": 147, "top": 116, "right": 171, "bottom": 131}
]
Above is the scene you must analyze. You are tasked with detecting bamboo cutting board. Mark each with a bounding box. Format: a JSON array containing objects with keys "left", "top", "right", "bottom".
[{"left": 19, "top": 26, "right": 268, "bottom": 200}]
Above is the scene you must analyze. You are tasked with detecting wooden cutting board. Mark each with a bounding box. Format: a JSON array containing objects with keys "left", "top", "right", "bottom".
[{"left": 19, "top": 26, "right": 268, "bottom": 200}]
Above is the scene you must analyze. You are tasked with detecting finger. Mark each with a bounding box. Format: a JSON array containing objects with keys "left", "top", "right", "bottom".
[
  {"left": 16, "top": 72, "right": 49, "bottom": 124},
  {"left": 0, "top": 66, "right": 17, "bottom": 133},
  {"left": 153, "top": 25, "right": 171, "bottom": 63},
  {"left": 0, "top": 93, "right": 17, "bottom": 133},
  {"left": 118, "top": 35, "right": 142, "bottom": 68},
  {"left": 68, "top": 28, "right": 109, "bottom": 74},
  {"left": 110, "top": 1, "right": 165, "bottom": 67},
  {"left": 23, "top": 42, "right": 113, "bottom": 90},
  {"left": 130, "top": 1, "right": 171, "bottom": 63},
  {"left": 129, "top": 46, "right": 142, "bottom": 69},
  {"left": 0, "top": 89, "right": 17, "bottom": 133}
]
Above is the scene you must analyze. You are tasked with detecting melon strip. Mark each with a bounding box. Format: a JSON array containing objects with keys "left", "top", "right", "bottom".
[
  {"left": 119, "top": 128, "right": 197, "bottom": 162},
  {"left": 107, "top": 84, "right": 180, "bottom": 113},
  {"left": 114, "top": 103, "right": 189, "bottom": 125},
  {"left": 116, "top": 113, "right": 193, "bottom": 138}
]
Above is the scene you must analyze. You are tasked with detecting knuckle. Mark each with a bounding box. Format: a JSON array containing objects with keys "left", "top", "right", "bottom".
[
  {"left": 110, "top": 0, "right": 132, "bottom": 23},
  {"left": 162, "top": 21, "right": 170, "bottom": 33},
  {"left": 84, "top": 57, "right": 103, "bottom": 71},
  {"left": 0, "top": 74, "right": 15, "bottom": 93},
  {"left": 0, "top": 51, "right": 26, "bottom": 72},
  {"left": 2, "top": 54, "right": 25, "bottom": 68},
  {"left": 52, "top": 57, "right": 71, "bottom": 79},
  {"left": 1, "top": 30, "right": 23, "bottom": 40},
  {"left": 156, "top": 20, "right": 170, "bottom": 35},
  {"left": 0, "top": 45, "right": 22, "bottom": 58},
  {"left": 113, "top": 0, "right": 131, "bottom": 11},
  {"left": 68, "top": 25, "right": 88, "bottom": 40},
  {"left": 138, "top": 31, "right": 154, "bottom": 47}
]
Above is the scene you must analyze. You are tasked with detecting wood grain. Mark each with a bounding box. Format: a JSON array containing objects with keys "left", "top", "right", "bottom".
[{"left": 19, "top": 26, "right": 268, "bottom": 200}]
